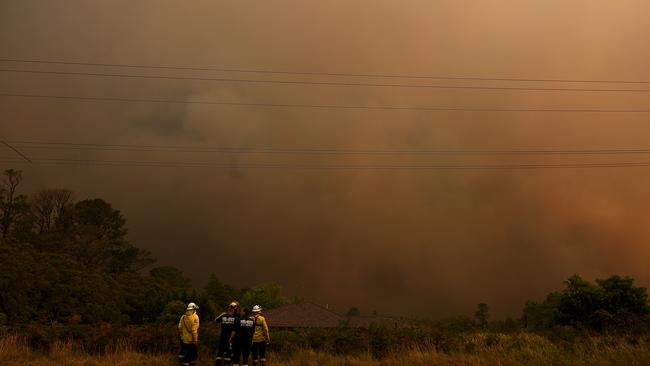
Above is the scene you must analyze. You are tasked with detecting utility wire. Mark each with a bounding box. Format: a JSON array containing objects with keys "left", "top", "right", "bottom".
[
  {"left": 6, "top": 157, "right": 650, "bottom": 170},
  {"left": 1, "top": 141, "right": 32, "bottom": 163},
  {"left": 9, "top": 140, "right": 650, "bottom": 156},
  {"left": 3, "top": 68, "right": 650, "bottom": 93},
  {"left": 2, "top": 93, "right": 650, "bottom": 113},
  {"left": 2, "top": 57, "right": 649, "bottom": 84}
]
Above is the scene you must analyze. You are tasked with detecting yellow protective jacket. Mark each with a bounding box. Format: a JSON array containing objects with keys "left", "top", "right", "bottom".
[
  {"left": 178, "top": 310, "right": 199, "bottom": 344},
  {"left": 252, "top": 314, "right": 270, "bottom": 343}
]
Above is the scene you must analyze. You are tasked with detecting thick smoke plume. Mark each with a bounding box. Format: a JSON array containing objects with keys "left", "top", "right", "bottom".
[{"left": 2, "top": 1, "right": 650, "bottom": 317}]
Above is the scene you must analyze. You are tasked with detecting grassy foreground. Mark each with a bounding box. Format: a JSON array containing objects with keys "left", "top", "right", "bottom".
[{"left": 3, "top": 333, "right": 650, "bottom": 366}]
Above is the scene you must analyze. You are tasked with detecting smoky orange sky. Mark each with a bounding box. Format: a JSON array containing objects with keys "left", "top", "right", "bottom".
[{"left": 2, "top": 1, "right": 650, "bottom": 318}]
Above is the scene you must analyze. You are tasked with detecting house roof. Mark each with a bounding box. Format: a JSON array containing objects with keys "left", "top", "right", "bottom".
[{"left": 264, "top": 302, "right": 344, "bottom": 328}]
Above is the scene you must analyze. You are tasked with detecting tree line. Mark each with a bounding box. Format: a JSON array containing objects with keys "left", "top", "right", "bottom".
[
  {"left": 0, "top": 169, "right": 288, "bottom": 327},
  {"left": 1, "top": 168, "right": 649, "bottom": 335}
]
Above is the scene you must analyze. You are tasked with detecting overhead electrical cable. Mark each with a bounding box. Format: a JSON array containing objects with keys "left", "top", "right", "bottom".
[
  {"left": 1, "top": 141, "right": 32, "bottom": 163},
  {"left": 2, "top": 57, "right": 650, "bottom": 84},
  {"left": 8, "top": 140, "right": 650, "bottom": 156},
  {"left": 2, "top": 93, "right": 649, "bottom": 113},
  {"left": 4, "top": 157, "right": 650, "bottom": 170},
  {"left": 3, "top": 68, "right": 650, "bottom": 93}
]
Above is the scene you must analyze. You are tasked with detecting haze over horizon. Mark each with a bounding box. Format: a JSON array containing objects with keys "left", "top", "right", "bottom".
[{"left": 3, "top": 1, "right": 650, "bottom": 318}]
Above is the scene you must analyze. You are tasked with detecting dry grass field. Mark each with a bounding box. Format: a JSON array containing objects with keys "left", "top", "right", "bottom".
[{"left": 3, "top": 333, "right": 650, "bottom": 366}]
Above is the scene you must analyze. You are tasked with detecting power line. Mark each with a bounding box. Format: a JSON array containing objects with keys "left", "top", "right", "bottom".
[
  {"left": 9, "top": 140, "right": 650, "bottom": 156},
  {"left": 1, "top": 141, "right": 32, "bottom": 163},
  {"left": 3, "top": 93, "right": 650, "bottom": 113},
  {"left": 2, "top": 57, "right": 649, "bottom": 85},
  {"left": 3, "top": 68, "right": 650, "bottom": 93},
  {"left": 4, "top": 157, "right": 650, "bottom": 170}
]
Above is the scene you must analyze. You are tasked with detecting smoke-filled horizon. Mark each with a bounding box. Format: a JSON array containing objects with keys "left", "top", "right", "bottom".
[{"left": 2, "top": 0, "right": 650, "bottom": 318}]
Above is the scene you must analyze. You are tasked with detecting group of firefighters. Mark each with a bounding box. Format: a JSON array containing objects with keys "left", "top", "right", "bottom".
[{"left": 177, "top": 301, "right": 271, "bottom": 366}]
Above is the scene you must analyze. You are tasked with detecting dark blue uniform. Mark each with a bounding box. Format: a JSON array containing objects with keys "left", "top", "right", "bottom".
[
  {"left": 232, "top": 316, "right": 255, "bottom": 366},
  {"left": 215, "top": 312, "right": 239, "bottom": 362}
]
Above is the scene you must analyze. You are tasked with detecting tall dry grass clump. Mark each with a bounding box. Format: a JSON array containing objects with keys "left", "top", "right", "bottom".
[
  {"left": 0, "top": 334, "right": 30, "bottom": 362},
  {"left": 3, "top": 332, "right": 650, "bottom": 365},
  {"left": 272, "top": 333, "right": 650, "bottom": 366},
  {"left": 0, "top": 333, "right": 173, "bottom": 366}
]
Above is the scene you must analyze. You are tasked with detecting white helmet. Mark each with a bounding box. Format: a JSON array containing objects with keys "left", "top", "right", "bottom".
[
  {"left": 187, "top": 302, "right": 199, "bottom": 310},
  {"left": 252, "top": 305, "right": 262, "bottom": 313}
]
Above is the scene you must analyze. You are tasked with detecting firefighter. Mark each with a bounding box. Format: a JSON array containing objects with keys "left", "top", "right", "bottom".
[
  {"left": 230, "top": 307, "right": 255, "bottom": 366},
  {"left": 251, "top": 305, "right": 270, "bottom": 365},
  {"left": 214, "top": 301, "right": 240, "bottom": 365},
  {"left": 178, "top": 302, "right": 200, "bottom": 366}
]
